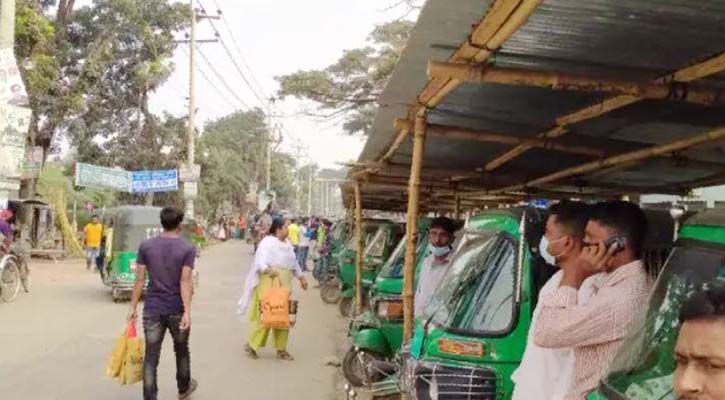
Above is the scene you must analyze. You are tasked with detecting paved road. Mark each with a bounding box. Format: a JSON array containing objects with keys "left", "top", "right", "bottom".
[{"left": 0, "top": 241, "right": 348, "bottom": 400}]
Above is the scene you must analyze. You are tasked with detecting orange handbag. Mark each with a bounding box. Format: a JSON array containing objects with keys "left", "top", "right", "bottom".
[{"left": 260, "top": 277, "right": 291, "bottom": 329}]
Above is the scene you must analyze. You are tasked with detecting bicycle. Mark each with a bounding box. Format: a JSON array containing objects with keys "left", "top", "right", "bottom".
[{"left": 0, "top": 254, "right": 23, "bottom": 303}]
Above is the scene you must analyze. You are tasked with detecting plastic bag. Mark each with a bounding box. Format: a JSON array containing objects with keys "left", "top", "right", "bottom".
[
  {"left": 105, "top": 325, "right": 129, "bottom": 379},
  {"left": 260, "top": 277, "right": 290, "bottom": 329},
  {"left": 107, "top": 321, "right": 144, "bottom": 385},
  {"left": 120, "top": 322, "right": 144, "bottom": 385}
]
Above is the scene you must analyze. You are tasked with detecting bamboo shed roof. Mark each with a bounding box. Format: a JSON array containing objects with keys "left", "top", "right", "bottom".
[{"left": 348, "top": 0, "right": 725, "bottom": 211}]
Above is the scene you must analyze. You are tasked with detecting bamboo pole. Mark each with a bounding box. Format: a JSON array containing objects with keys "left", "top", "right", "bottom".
[
  {"left": 395, "top": 118, "right": 605, "bottom": 157},
  {"left": 354, "top": 180, "right": 364, "bottom": 315},
  {"left": 489, "top": 125, "right": 725, "bottom": 194},
  {"left": 428, "top": 62, "right": 724, "bottom": 105},
  {"left": 403, "top": 109, "right": 428, "bottom": 342},
  {"left": 483, "top": 52, "right": 725, "bottom": 172},
  {"left": 454, "top": 193, "right": 461, "bottom": 219}
]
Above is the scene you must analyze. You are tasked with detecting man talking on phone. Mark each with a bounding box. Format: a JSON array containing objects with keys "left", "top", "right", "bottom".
[
  {"left": 534, "top": 201, "right": 652, "bottom": 400},
  {"left": 128, "top": 207, "right": 198, "bottom": 400}
]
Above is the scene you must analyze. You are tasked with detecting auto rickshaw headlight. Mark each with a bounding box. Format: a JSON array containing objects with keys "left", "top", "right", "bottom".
[{"left": 376, "top": 299, "right": 403, "bottom": 321}]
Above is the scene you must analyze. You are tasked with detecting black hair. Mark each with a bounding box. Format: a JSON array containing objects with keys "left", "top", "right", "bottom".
[
  {"left": 91, "top": 214, "right": 99, "bottom": 219},
  {"left": 679, "top": 285, "right": 725, "bottom": 324},
  {"left": 430, "top": 217, "right": 457, "bottom": 234},
  {"left": 269, "top": 216, "right": 287, "bottom": 235},
  {"left": 589, "top": 200, "right": 648, "bottom": 257},
  {"left": 549, "top": 200, "right": 591, "bottom": 240},
  {"left": 160, "top": 207, "right": 185, "bottom": 231}
]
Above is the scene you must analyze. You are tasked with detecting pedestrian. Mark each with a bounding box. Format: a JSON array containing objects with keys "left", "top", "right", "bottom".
[
  {"left": 288, "top": 218, "right": 300, "bottom": 258},
  {"left": 512, "top": 201, "right": 600, "bottom": 400},
  {"left": 308, "top": 217, "right": 319, "bottom": 259},
  {"left": 297, "top": 218, "right": 311, "bottom": 272},
  {"left": 239, "top": 216, "right": 308, "bottom": 361},
  {"left": 673, "top": 285, "right": 725, "bottom": 399},
  {"left": 414, "top": 217, "right": 457, "bottom": 317},
  {"left": 534, "top": 200, "right": 652, "bottom": 399},
  {"left": 127, "top": 207, "right": 198, "bottom": 400},
  {"left": 83, "top": 215, "right": 104, "bottom": 271},
  {"left": 238, "top": 215, "right": 247, "bottom": 240}
]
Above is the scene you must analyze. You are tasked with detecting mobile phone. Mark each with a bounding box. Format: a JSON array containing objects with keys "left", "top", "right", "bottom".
[{"left": 603, "top": 235, "right": 627, "bottom": 253}]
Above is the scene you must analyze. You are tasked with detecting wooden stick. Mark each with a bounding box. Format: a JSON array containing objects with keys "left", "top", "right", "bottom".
[
  {"left": 354, "top": 180, "right": 364, "bottom": 315},
  {"left": 396, "top": 119, "right": 605, "bottom": 157},
  {"left": 484, "top": 52, "right": 725, "bottom": 172},
  {"left": 428, "top": 62, "right": 724, "bottom": 105},
  {"left": 489, "top": 125, "right": 725, "bottom": 194},
  {"left": 403, "top": 110, "right": 427, "bottom": 342}
]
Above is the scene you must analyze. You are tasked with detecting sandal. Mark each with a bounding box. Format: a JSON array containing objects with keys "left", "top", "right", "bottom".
[
  {"left": 277, "top": 350, "right": 294, "bottom": 361},
  {"left": 244, "top": 344, "right": 259, "bottom": 359}
]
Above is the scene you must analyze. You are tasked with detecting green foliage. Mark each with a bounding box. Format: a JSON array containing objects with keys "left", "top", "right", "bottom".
[
  {"left": 276, "top": 20, "right": 414, "bottom": 135},
  {"left": 196, "top": 109, "right": 299, "bottom": 218}
]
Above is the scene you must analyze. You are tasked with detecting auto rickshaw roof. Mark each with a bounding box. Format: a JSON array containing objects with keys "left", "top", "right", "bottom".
[
  {"left": 683, "top": 208, "right": 725, "bottom": 228},
  {"left": 348, "top": 0, "right": 725, "bottom": 211},
  {"left": 106, "top": 206, "right": 162, "bottom": 225}
]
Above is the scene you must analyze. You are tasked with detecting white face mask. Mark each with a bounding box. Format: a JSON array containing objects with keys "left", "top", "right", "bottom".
[{"left": 539, "top": 235, "right": 567, "bottom": 265}]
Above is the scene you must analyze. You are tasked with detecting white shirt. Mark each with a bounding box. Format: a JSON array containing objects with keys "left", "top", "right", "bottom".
[
  {"left": 414, "top": 252, "right": 451, "bottom": 317},
  {"left": 299, "top": 225, "right": 311, "bottom": 247},
  {"left": 238, "top": 235, "right": 303, "bottom": 314},
  {"left": 511, "top": 270, "right": 600, "bottom": 400}
]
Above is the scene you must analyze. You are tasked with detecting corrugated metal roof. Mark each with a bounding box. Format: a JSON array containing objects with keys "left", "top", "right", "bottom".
[{"left": 354, "top": 0, "right": 725, "bottom": 210}]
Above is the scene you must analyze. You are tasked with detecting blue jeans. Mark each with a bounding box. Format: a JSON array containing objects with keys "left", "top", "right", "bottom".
[
  {"left": 143, "top": 314, "right": 191, "bottom": 400},
  {"left": 297, "top": 246, "right": 309, "bottom": 271}
]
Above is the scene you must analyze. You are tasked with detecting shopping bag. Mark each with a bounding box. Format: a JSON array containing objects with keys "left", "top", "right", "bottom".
[
  {"left": 106, "top": 323, "right": 132, "bottom": 379},
  {"left": 260, "top": 277, "right": 291, "bottom": 329},
  {"left": 119, "top": 322, "right": 144, "bottom": 385}
]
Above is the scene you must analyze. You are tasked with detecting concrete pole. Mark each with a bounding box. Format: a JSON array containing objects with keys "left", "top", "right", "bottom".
[
  {"left": 184, "top": 0, "right": 197, "bottom": 219},
  {"left": 307, "top": 166, "right": 313, "bottom": 216},
  {"left": 0, "top": 0, "right": 16, "bottom": 48}
]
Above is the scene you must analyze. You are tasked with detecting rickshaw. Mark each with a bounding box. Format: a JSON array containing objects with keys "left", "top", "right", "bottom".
[
  {"left": 338, "top": 221, "right": 406, "bottom": 318},
  {"left": 343, "top": 218, "right": 432, "bottom": 387},
  {"left": 99, "top": 206, "right": 162, "bottom": 301},
  {"left": 389, "top": 206, "right": 673, "bottom": 400},
  {"left": 587, "top": 208, "right": 725, "bottom": 400},
  {"left": 319, "top": 219, "right": 391, "bottom": 305}
]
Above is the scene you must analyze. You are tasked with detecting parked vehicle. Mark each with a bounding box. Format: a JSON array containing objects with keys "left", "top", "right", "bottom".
[
  {"left": 587, "top": 208, "right": 725, "bottom": 400},
  {"left": 343, "top": 219, "right": 431, "bottom": 387},
  {"left": 385, "top": 207, "right": 673, "bottom": 400},
  {"left": 338, "top": 221, "right": 405, "bottom": 318}
]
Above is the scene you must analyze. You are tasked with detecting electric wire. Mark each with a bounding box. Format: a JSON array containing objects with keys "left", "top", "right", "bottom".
[{"left": 195, "top": 45, "right": 252, "bottom": 110}]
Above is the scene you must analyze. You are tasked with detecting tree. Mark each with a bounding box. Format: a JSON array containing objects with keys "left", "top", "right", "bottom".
[{"left": 275, "top": 20, "right": 414, "bottom": 135}]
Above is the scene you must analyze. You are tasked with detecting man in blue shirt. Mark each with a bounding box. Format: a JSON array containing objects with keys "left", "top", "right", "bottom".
[{"left": 128, "top": 207, "right": 197, "bottom": 400}]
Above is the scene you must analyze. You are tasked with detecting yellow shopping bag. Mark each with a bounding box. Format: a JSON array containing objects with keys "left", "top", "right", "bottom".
[
  {"left": 107, "top": 321, "right": 144, "bottom": 385},
  {"left": 120, "top": 333, "right": 144, "bottom": 385},
  {"left": 105, "top": 323, "right": 131, "bottom": 379}
]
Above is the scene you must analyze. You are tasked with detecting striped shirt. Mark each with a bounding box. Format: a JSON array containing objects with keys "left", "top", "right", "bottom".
[{"left": 534, "top": 260, "right": 651, "bottom": 399}]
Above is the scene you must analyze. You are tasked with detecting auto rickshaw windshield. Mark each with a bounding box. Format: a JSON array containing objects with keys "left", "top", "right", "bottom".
[
  {"left": 365, "top": 228, "right": 388, "bottom": 258},
  {"left": 599, "top": 244, "right": 725, "bottom": 399},
  {"left": 425, "top": 231, "right": 517, "bottom": 335}
]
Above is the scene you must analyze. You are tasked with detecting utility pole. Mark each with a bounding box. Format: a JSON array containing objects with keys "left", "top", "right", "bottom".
[
  {"left": 307, "top": 165, "right": 313, "bottom": 215},
  {"left": 265, "top": 106, "right": 272, "bottom": 192},
  {"left": 180, "top": 3, "right": 218, "bottom": 220}
]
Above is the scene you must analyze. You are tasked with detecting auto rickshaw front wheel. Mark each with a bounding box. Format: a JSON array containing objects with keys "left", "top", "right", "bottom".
[
  {"left": 320, "top": 281, "right": 341, "bottom": 304},
  {"left": 0, "top": 257, "right": 21, "bottom": 303},
  {"left": 342, "top": 346, "right": 384, "bottom": 387}
]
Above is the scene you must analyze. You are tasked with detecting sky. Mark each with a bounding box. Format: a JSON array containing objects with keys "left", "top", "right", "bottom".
[{"left": 138, "top": 0, "right": 418, "bottom": 169}]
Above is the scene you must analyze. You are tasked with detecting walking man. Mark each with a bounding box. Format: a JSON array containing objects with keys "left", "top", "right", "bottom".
[
  {"left": 128, "top": 207, "right": 198, "bottom": 400},
  {"left": 84, "top": 215, "right": 103, "bottom": 271},
  {"left": 297, "top": 218, "right": 311, "bottom": 272}
]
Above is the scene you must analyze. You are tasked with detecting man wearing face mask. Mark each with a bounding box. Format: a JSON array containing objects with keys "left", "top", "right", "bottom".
[
  {"left": 512, "top": 200, "right": 597, "bottom": 400},
  {"left": 535, "top": 200, "right": 652, "bottom": 400},
  {"left": 414, "top": 217, "right": 457, "bottom": 317}
]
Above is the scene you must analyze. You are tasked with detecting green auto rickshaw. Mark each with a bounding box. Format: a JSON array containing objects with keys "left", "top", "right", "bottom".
[
  {"left": 100, "top": 206, "right": 162, "bottom": 302},
  {"left": 588, "top": 208, "right": 725, "bottom": 400},
  {"left": 338, "top": 221, "right": 406, "bottom": 318},
  {"left": 397, "top": 206, "right": 673, "bottom": 400},
  {"left": 343, "top": 218, "right": 432, "bottom": 387},
  {"left": 320, "top": 219, "right": 388, "bottom": 304}
]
